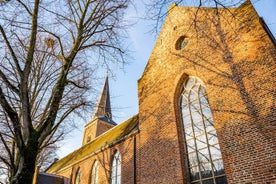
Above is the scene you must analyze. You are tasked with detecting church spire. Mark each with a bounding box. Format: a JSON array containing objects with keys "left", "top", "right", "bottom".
[
  {"left": 82, "top": 75, "right": 116, "bottom": 145},
  {"left": 92, "top": 75, "right": 112, "bottom": 120}
]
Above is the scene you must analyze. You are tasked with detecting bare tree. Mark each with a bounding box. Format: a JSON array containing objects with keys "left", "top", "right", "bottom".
[
  {"left": 144, "top": 0, "right": 252, "bottom": 34},
  {"left": 0, "top": 0, "right": 130, "bottom": 183}
]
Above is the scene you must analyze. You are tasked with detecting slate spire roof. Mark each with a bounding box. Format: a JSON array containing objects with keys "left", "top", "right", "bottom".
[{"left": 92, "top": 75, "right": 112, "bottom": 120}]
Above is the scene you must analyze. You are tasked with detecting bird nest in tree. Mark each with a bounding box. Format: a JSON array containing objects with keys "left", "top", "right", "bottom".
[{"left": 45, "top": 37, "right": 55, "bottom": 48}]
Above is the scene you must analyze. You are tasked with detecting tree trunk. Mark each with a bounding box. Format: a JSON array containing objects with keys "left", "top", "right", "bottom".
[{"left": 10, "top": 141, "right": 39, "bottom": 184}]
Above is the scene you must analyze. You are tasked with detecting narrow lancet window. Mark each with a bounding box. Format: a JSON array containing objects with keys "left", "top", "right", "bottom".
[
  {"left": 181, "top": 76, "right": 227, "bottom": 184},
  {"left": 111, "top": 151, "right": 121, "bottom": 184},
  {"left": 75, "top": 168, "right": 82, "bottom": 184},
  {"left": 91, "top": 160, "right": 99, "bottom": 184}
]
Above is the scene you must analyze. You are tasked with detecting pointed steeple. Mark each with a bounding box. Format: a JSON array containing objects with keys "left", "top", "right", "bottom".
[
  {"left": 82, "top": 75, "right": 116, "bottom": 145},
  {"left": 92, "top": 75, "right": 112, "bottom": 120}
]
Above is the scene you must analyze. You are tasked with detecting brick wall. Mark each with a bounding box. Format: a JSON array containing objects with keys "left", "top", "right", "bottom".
[
  {"left": 95, "top": 120, "right": 116, "bottom": 139},
  {"left": 54, "top": 135, "right": 136, "bottom": 184},
  {"left": 82, "top": 121, "right": 97, "bottom": 145},
  {"left": 137, "top": 1, "right": 275, "bottom": 183},
  {"left": 82, "top": 119, "right": 115, "bottom": 145}
]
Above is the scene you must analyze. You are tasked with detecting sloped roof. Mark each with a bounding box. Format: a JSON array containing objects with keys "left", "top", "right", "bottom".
[
  {"left": 98, "top": 116, "right": 117, "bottom": 125},
  {"left": 47, "top": 115, "right": 139, "bottom": 173}
]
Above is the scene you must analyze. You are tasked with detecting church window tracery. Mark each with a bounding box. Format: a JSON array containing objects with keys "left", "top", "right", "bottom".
[
  {"left": 180, "top": 76, "right": 227, "bottom": 184},
  {"left": 91, "top": 160, "right": 99, "bottom": 184},
  {"left": 111, "top": 151, "right": 121, "bottom": 184},
  {"left": 75, "top": 168, "right": 82, "bottom": 184}
]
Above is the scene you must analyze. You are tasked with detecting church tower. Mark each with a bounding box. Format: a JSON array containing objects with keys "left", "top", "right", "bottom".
[{"left": 82, "top": 76, "right": 116, "bottom": 145}]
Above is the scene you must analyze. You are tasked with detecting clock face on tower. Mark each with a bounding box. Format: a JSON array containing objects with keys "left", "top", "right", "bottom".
[{"left": 105, "top": 112, "right": 111, "bottom": 118}]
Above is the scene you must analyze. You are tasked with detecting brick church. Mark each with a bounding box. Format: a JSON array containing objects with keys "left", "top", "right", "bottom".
[{"left": 42, "top": 1, "right": 276, "bottom": 183}]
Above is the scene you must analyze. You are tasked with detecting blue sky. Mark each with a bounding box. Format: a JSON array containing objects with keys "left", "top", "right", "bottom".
[{"left": 57, "top": 0, "right": 276, "bottom": 158}]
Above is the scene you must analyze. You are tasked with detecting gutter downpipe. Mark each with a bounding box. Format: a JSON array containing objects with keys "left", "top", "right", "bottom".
[{"left": 134, "top": 135, "right": 137, "bottom": 184}]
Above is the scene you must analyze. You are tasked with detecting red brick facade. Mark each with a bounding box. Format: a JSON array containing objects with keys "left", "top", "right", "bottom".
[
  {"left": 47, "top": 1, "right": 276, "bottom": 184},
  {"left": 137, "top": 1, "right": 275, "bottom": 183},
  {"left": 82, "top": 119, "right": 116, "bottom": 145}
]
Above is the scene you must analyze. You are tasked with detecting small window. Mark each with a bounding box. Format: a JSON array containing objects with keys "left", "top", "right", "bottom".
[
  {"left": 175, "top": 36, "right": 189, "bottom": 50},
  {"left": 87, "top": 134, "right": 91, "bottom": 143},
  {"left": 111, "top": 151, "right": 121, "bottom": 184},
  {"left": 91, "top": 161, "right": 99, "bottom": 184}
]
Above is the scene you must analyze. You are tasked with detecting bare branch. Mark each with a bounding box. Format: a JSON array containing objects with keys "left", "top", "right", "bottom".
[
  {"left": 0, "top": 70, "right": 19, "bottom": 94},
  {"left": 0, "top": 87, "right": 24, "bottom": 150},
  {"left": 0, "top": 133, "right": 15, "bottom": 170},
  {"left": 0, "top": 26, "right": 22, "bottom": 76},
  {"left": 67, "top": 80, "right": 89, "bottom": 89},
  {"left": 16, "top": 0, "right": 32, "bottom": 16}
]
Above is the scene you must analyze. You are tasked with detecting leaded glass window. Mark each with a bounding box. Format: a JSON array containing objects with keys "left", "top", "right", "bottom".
[
  {"left": 181, "top": 76, "right": 227, "bottom": 184},
  {"left": 75, "top": 168, "right": 81, "bottom": 184},
  {"left": 111, "top": 151, "right": 121, "bottom": 184},
  {"left": 91, "top": 160, "right": 99, "bottom": 184}
]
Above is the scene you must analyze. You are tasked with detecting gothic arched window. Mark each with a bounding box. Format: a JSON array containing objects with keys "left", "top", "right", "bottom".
[
  {"left": 75, "top": 168, "right": 81, "bottom": 184},
  {"left": 180, "top": 76, "right": 227, "bottom": 184},
  {"left": 111, "top": 151, "right": 121, "bottom": 184},
  {"left": 91, "top": 160, "right": 99, "bottom": 184}
]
